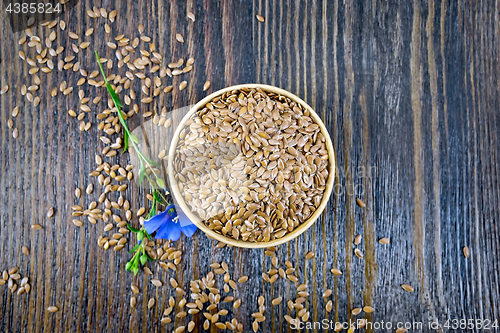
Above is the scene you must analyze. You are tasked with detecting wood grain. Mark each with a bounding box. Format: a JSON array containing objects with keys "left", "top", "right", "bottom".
[{"left": 0, "top": 0, "right": 499, "bottom": 332}]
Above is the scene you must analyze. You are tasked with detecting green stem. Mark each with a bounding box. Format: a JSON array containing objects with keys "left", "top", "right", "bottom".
[{"left": 95, "top": 51, "right": 164, "bottom": 190}]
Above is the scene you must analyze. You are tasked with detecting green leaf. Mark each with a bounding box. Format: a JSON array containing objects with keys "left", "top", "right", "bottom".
[
  {"left": 138, "top": 165, "right": 146, "bottom": 185},
  {"left": 105, "top": 82, "right": 123, "bottom": 109},
  {"left": 143, "top": 156, "right": 159, "bottom": 167},
  {"left": 147, "top": 204, "right": 157, "bottom": 220},
  {"left": 129, "top": 133, "right": 139, "bottom": 144},
  {"left": 128, "top": 243, "right": 141, "bottom": 253},
  {"left": 123, "top": 130, "right": 129, "bottom": 153},
  {"left": 140, "top": 253, "right": 148, "bottom": 265},
  {"left": 153, "top": 190, "right": 162, "bottom": 201},
  {"left": 126, "top": 222, "right": 140, "bottom": 233},
  {"left": 95, "top": 51, "right": 109, "bottom": 84},
  {"left": 156, "top": 177, "right": 165, "bottom": 189}
]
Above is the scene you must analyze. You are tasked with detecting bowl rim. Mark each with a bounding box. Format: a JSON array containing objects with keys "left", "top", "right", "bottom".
[{"left": 167, "top": 84, "right": 335, "bottom": 248}]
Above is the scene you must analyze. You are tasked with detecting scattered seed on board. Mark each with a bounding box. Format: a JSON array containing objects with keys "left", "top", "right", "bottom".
[
  {"left": 137, "top": 207, "right": 145, "bottom": 216},
  {"left": 176, "top": 33, "right": 184, "bottom": 43},
  {"left": 378, "top": 237, "right": 390, "bottom": 244},
  {"left": 109, "top": 10, "right": 117, "bottom": 21},
  {"left": 354, "top": 248, "right": 364, "bottom": 259},
  {"left": 363, "top": 306, "right": 375, "bottom": 313},
  {"left": 1, "top": 85, "right": 8, "bottom": 94},
  {"left": 354, "top": 234, "right": 362, "bottom": 245},
  {"left": 256, "top": 14, "right": 265, "bottom": 22},
  {"left": 47, "top": 207, "right": 55, "bottom": 218},
  {"left": 331, "top": 268, "right": 342, "bottom": 276},
  {"left": 75, "top": 188, "right": 81, "bottom": 198},
  {"left": 187, "top": 12, "right": 196, "bottom": 22},
  {"left": 203, "top": 81, "right": 210, "bottom": 91},
  {"left": 47, "top": 306, "right": 58, "bottom": 312},
  {"left": 12, "top": 128, "right": 19, "bottom": 139},
  {"left": 165, "top": 118, "right": 172, "bottom": 128},
  {"left": 179, "top": 81, "right": 187, "bottom": 90},
  {"left": 21, "top": 246, "right": 29, "bottom": 256},
  {"left": 396, "top": 328, "right": 408, "bottom": 333},
  {"left": 148, "top": 298, "right": 155, "bottom": 309},
  {"left": 356, "top": 198, "right": 366, "bottom": 207},
  {"left": 271, "top": 297, "right": 282, "bottom": 306},
  {"left": 463, "top": 246, "right": 470, "bottom": 258},
  {"left": 151, "top": 279, "right": 162, "bottom": 287},
  {"left": 326, "top": 300, "right": 333, "bottom": 312},
  {"left": 130, "top": 296, "right": 136, "bottom": 307},
  {"left": 31, "top": 224, "right": 42, "bottom": 229},
  {"left": 401, "top": 284, "right": 414, "bottom": 292},
  {"left": 305, "top": 251, "right": 314, "bottom": 260},
  {"left": 352, "top": 307, "right": 362, "bottom": 315}
]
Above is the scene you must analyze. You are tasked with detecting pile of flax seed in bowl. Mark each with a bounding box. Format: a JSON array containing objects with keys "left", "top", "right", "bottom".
[{"left": 172, "top": 86, "right": 331, "bottom": 243}]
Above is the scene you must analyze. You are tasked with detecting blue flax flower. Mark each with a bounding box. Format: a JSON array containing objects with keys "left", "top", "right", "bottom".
[{"left": 143, "top": 204, "right": 197, "bottom": 241}]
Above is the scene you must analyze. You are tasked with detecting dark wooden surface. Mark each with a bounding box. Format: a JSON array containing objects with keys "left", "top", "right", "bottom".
[{"left": 1, "top": 0, "right": 499, "bottom": 332}]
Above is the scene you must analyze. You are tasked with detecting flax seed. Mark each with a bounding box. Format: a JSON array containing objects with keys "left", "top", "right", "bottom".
[
  {"left": 401, "top": 284, "right": 414, "bottom": 292},
  {"left": 151, "top": 279, "right": 162, "bottom": 287},
  {"left": 148, "top": 298, "right": 155, "bottom": 309},
  {"left": 322, "top": 289, "right": 332, "bottom": 297},
  {"left": 203, "top": 81, "right": 210, "bottom": 91},
  {"left": 463, "top": 246, "right": 470, "bottom": 258},
  {"left": 326, "top": 300, "right": 333, "bottom": 312},
  {"left": 378, "top": 237, "right": 390, "bottom": 244},
  {"left": 352, "top": 307, "right": 362, "bottom": 315},
  {"left": 354, "top": 234, "right": 362, "bottom": 245},
  {"left": 363, "top": 306, "right": 374, "bottom": 313}
]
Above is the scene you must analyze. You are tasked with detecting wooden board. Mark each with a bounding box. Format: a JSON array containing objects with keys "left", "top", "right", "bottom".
[{"left": 0, "top": 0, "right": 499, "bottom": 332}]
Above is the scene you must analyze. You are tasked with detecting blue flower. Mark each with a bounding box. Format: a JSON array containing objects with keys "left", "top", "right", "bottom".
[{"left": 143, "top": 204, "right": 197, "bottom": 241}]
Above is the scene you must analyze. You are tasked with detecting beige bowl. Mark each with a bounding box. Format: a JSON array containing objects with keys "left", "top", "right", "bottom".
[{"left": 168, "top": 84, "right": 335, "bottom": 248}]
